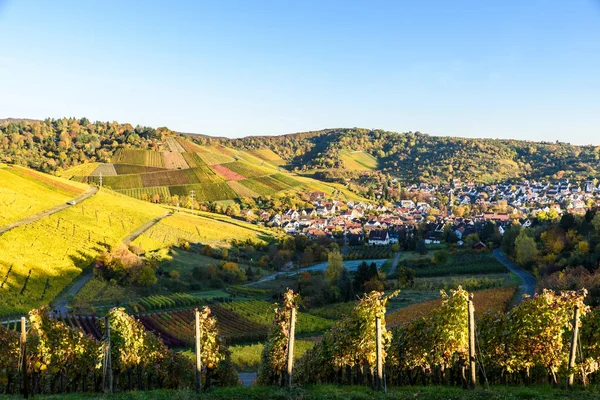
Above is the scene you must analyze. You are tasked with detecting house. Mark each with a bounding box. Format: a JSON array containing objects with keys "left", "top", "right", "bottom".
[{"left": 368, "top": 230, "right": 390, "bottom": 246}]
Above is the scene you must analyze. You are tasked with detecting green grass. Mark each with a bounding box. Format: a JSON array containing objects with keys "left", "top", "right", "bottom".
[
  {"left": 221, "top": 300, "right": 333, "bottom": 335},
  {"left": 3, "top": 385, "right": 600, "bottom": 399},
  {"left": 229, "top": 340, "right": 315, "bottom": 371},
  {"left": 221, "top": 161, "right": 273, "bottom": 178},
  {"left": 340, "top": 149, "right": 379, "bottom": 170},
  {"left": 400, "top": 252, "right": 507, "bottom": 277}
]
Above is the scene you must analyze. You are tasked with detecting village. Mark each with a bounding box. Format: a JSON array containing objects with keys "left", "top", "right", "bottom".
[{"left": 238, "top": 178, "right": 600, "bottom": 249}]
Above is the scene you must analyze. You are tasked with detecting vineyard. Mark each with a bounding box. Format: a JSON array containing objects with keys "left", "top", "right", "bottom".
[
  {"left": 131, "top": 211, "right": 274, "bottom": 252},
  {"left": 2, "top": 287, "right": 600, "bottom": 396},
  {"left": 59, "top": 136, "right": 328, "bottom": 204},
  {"left": 0, "top": 166, "right": 85, "bottom": 226},
  {"left": 0, "top": 190, "right": 164, "bottom": 314},
  {"left": 406, "top": 252, "right": 508, "bottom": 277}
]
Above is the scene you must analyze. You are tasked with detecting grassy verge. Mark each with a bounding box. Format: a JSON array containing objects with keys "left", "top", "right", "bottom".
[{"left": 2, "top": 385, "right": 600, "bottom": 399}]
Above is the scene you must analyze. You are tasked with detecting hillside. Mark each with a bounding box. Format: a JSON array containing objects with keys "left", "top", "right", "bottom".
[
  {"left": 224, "top": 128, "right": 600, "bottom": 184},
  {"left": 2, "top": 118, "right": 599, "bottom": 190},
  {"left": 0, "top": 166, "right": 279, "bottom": 315}
]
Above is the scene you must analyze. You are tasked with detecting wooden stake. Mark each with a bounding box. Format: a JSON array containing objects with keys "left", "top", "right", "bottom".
[
  {"left": 287, "top": 307, "right": 297, "bottom": 388},
  {"left": 103, "top": 316, "right": 113, "bottom": 393},
  {"left": 468, "top": 297, "right": 477, "bottom": 388},
  {"left": 20, "top": 317, "right": 28, "bottom": 399},
  {"left": 376, "top": 316, "right": 384, "bottom": 391},
  {"left": 568, "top": 305, "right": 580, "bottom": 389},
  {"left": 195, "top": 308, "right": 202, "bottom": 393}
]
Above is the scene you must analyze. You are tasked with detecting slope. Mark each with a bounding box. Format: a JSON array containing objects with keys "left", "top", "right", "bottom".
[{"left": 0, "top": 165, "right": 88, "bottom": 226}]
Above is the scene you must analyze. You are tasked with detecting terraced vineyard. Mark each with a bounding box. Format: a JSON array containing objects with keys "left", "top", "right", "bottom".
[
  {"left": 0, "top": 189, "right": 164, "bottom": 314},
  {"left": 60, "top": 136, "right": 365, "bottom": 203},
  {"left": 0, "top": 165, "right": 87, "bottom": 226}
]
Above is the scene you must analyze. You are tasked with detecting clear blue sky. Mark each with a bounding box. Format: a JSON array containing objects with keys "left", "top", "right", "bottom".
[{"left": 1, "top": 0, "right": 599, "bottom": 144}]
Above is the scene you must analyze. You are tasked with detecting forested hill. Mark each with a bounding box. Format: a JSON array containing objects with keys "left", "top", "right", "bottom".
[
  {"left": 1, "top": 118, "right": 599, "bottom": 184},
  {"left": 221, "top": 128, "right": 600, "bottom": 184}
]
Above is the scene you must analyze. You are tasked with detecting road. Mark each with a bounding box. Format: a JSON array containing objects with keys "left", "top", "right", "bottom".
[
  {"left": 238, "top": 372, "right": 257, "bottom": 386},
  {"left": 122, "top": 212, "right": 172, "bottom": 244},
  {"left": 0, "top": 186, "right": 99, "bottom": 236},
  {"left": 492, "top": 248, "right": 536, "bottom": 303},
  {"left": 387, "top": 251, "right": 402, "bottom": 276},
  {"left": 247, "top": 258, "right": 389, "bottom": 285},
  {"left": 52, "top": 211, "right": 172, "bottom": 315}
]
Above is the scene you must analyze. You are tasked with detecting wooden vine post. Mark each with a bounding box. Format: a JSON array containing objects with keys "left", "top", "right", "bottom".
[
  {"left": 468, "top": 295, "right": 477, "bottom": 388},
  {"left": 195, "top": 308, "right": 203, "bottom": 393},
  {"left": 375, "top": 316, "right": 384, "bottom": 391},
  {"left": 20, "top": 317, "right": 28, "bottom": 399},
  {"left": 286, "top": 306, "right": 297, "bottom": 388},
  {"left": 567, "top": 305, "right": 581, "bottom": 389},
  {"left": 103, "top": 316, "right": 113, "bottom": 393}
]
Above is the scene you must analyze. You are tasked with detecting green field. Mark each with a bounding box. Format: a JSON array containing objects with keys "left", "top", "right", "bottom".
[
  {"left": 230, "top": 340, "right": 315, "bottom": 371},
  {"left": 340, "top": 150, "right": 379, "bottom": 170},
  {"left": 220, "top": 161, "right": 274, "bottom": 178}
]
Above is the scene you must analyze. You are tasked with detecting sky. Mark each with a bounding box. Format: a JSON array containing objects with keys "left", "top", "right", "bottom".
[{"left": 0, "top": 0, "right": 599, "bottom": 144}]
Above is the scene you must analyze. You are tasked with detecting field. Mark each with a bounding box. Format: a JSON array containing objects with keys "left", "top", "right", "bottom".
[
  {"left": 162, "top": 152, "right": 189, "bottom": 169},
  {"left": 59, "top": 162, "right": 100, "bottom": 179},
  {"left": 0, "top": 166, "right": 86, "bottom": 226},
  {"left": 131, "top": 211, "right": 274, "bottom": 251},
  {"left": 220, "top": 300, "right": 333, "bottom": 334},
  {"left": 238, "top": 179, "right": 278, "bottom": 196},
  {"left": 113, "top": 164, "right": 166, "bottom": 174},
  {"left": 386, "top": 285, "right": 517, "bottom": 327},
  {"left": 340, "top": 150, "right": 379, "bottom": 170},
  {"left": 212, "top": 164, "right": 246, "bottom": 180},
  {"left": 220, "top": 161, "right": 274, "bottom": 178},
  {"left": 230, "top": 340, "right": 315, "bottom": 371},
  {"left": 89, "top": 163, "right": 117, "bottom": 176},
  {"left": 165, "top": 137, "right": 186, "bottom": 152},
  {"left": 111, "top": 149, "right": 166, "bottom": 168},
  {"left": 405, "top": 252, "right": 508, "bottom": 277},
  {"left": 133, "top": 300, "right": 333, "bottom": 346},
  {"left": 62, "top": 136, "right": 370, "bottom": 204},
  {"left": 226, "top": 180, "right": 260, "bottom": 198},
  {"left": 0, "top": 189, "right": 164, "bottom": 315},
  {"left": 116, "top": 186, "right": 171, "bottom": 201}
]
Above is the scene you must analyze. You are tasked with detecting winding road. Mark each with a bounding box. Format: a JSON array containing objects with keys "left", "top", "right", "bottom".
[
  {"left": 492, "top": 248, "right": 536, "bottom": 303},
  {"left": 0, "top": 186, "right": 99, "bottom": 236}
]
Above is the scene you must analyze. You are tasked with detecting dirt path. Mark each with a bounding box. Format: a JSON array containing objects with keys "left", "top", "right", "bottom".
[
  {"left": 0, "top": 186, "right": 99, "bottom": 236},
  {"left": 387, "top": 251, "right": 402, "bottom": 276},
  {"left": 52, "top": 211, "right": 172, "bottom": 315},
  {"left": 122, "top": 212, "right": 172, "bottom": 244},
  {"left": 492, "top": 248, "right": 536, "bottom": 303}
]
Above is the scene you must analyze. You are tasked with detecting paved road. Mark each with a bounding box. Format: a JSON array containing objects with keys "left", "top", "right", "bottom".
[
  {"left": 492, "top": 248, "right": 536, "bottom": 303},
  {"left": 247, "top": 258, "right": 389, "bottom": 285},
  {"left": 53, "top": 211, "right": 172, "bottom": 314},
  {"left": 387, "top": 251, "right": 402, "bottom": 276},
  {"left": 0, "top": 186, "right": 99, "bottom": 236}
]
